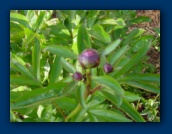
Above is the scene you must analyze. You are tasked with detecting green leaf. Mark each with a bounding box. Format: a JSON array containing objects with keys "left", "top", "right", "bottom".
[
  {"left": 89, "top": 109, "right": 131, "bottom": 122},
  {"left": 89, "top": 24, "right": 111, "bottom": 43},
  {"left": 124, "top": 91, "right": 141, "bottom": 102},
  {"left": 114, "top": 41, "right": 151, "bottom": 78},
  {"left": 61, "top": 57, "right": 76, "bottom": 74},
  {"left": 101, "top": 91, "right": 145, "bottom": 122},
  {"left": 49, "top": 56, "right": 62, "bottom": 83},
  {"left": 22, "top": 28, "right": 37, "bottom": 48},
  {"left": 55, "top": 97, "right": 77, "bottom": 111},
  {"left": 61, "top": 81, "right": 78, "bottom": 96},
  {"left": 76, "top": 82, "right": 87, "bottom": 109},
  {"left": 11, "top": 58, "right": 35, "bottom": 80},
  {"left": 10, "top": 75, "right": 41, "bottom": 86},
  {"left": 87, "top": 112, "right": 99, "bottom": 122},
  {"left": 44, "top": 45, "right": 77, "bottom": 59},
  {"left": 92, "top": 75, "right": 124, "bottom": 97},
  {"left": 10, "top": 22, "right": 24, "bottom": 43},
  {"left": 87, "top": 10, "right": 100, "bottom": 28},
  {"left": 130, "top": 16, "right": 152, "bottom": 25},
  {"left": 75, "top": 109, "right": 87, "bottom": 122},
  {"left": 109, "top": 45, "right": 128, "bottom": 66},
  {"left": 77, "top": 24, "right": 92, "bottom": 53},
  {"left": 10, "top": 83, "right": 67, "bottom": 109},
  {"left": 120, "top": 80, "right": 160, "bottom": 94},
  {"left": 102, "top": 38, "right": 122, "bottom": 55},
  {"left": 34, "top": 11, "right": 46, "bottom": 30},
  {"left": 120, "top": 99, "right": 146, "bottom": 122},
  {"left": 25, "top": 10, "right": 37, "bottom": 27},
  {"left": 119, "top": 74, "right": 160, "bottom": 84},
  {"left": 154, "top": 28, "right": 160, "bottom": 36},
  {"left": 100, "top": 89, "right": 123, "bottom": 107},
  {"left": 32, "top": 38, "right": 41, "bottom": 81},
  {"left": 97, "top": 18, "right": 126, "bottom": 27},
  {"left": 122, "top": 28, "right": 145, "bottom": 45},
  {"left": 10, "top": 13, "right": 32, "bottom": 29},
  {"left": 49, "top": 22, "right": 71, "bottom": 40},
  {"left": 99, "top": 54, "right": 106, "bottom": 69}
]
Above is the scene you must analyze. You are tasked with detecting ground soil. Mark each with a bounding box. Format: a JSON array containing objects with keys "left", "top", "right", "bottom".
[
  {"left": 134, "top": 10, "right": 160, "bottom": 74},
  {"left": 131, "top": 10, "right": 160, "bottom": 122}
]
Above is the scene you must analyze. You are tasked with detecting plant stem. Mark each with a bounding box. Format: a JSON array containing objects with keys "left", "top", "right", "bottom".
[
  {"left": 52, "top": 101, "right": 66, "bottom": 119},
  {"left": 65, "top": 104, "right": 81, "bottom": 122},
  {"left": 65, "top": 69, "right": 91, "bottom": 122},
  {"left": 90, "top": 85, "right": 102, "bottom": 94},
  {"left": 86, "top": 69, "right": 91, "bottom": 92}
]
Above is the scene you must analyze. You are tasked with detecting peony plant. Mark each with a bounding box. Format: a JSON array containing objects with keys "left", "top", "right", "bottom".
[{"left": 10, "top": 10, "right": 160, "bottom": 122}]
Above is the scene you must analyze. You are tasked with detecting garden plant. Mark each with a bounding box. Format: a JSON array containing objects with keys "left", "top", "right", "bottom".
[{"left": 10, "top": 10, "right": 160, "bottom": 122}]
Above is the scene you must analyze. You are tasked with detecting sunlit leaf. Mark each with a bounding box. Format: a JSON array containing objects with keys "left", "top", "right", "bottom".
[
  {"left": 49, "top": 56, "right": 62, "bottom": 83},
  {"left": 77, "top": 24, "right": 91, "bottom": 53},
  {"left": 89, "top": 24, "right": 111, "bottom": 43},
  {"left": 32, "top": 38, "right": 41, "bottom": 81},
  {"left": 61, "top": 57, "right": 76, "bottom": 74},
  {"left": 10, "top": 75, "right": 41, "bottom": 86},
  {"left": 44, "top": 45, "right": 78, "bottom": 59},
  {"left": 102, "top": 38, "right": 122, "bottom": 55}
]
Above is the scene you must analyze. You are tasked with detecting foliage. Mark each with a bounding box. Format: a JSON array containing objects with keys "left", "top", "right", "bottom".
[{"left": 10, "top": 10, "right": 160, "bottom": 122}]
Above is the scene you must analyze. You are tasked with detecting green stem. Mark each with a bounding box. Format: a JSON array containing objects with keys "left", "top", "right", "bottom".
[
  {"left": 65, "top": 104, "right": 81, "bottom": 122},
  {"left": 64, "top": 69, "right": 91, "bottom": 122},
  {"left": 90, "top": 85, "right": 102, "bottom": 94},
  {"left": 86, "top": 69, "right": 91, "bottom": 92},
  {"left": 52, "top": 101, "right": 66, "bottom": 119}
]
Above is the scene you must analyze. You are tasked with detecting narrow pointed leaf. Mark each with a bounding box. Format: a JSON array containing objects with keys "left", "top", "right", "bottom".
[
  {"left": 101, "top": 89, "right": 123, "bottom": 107},
  {"left": 61, "top": 57, "right": 76, "bottom": 74},
  {"left": 10, "top": 75, "right": 41, "bottom": 86},
  {"left": 131, "top": 16, "right": 152, "bottom": 25},
  {"left": 87, "top": 112, "right": 99, "bottom": 122},
  {"left": 97, "top": 18, "right": 125, "bottom": 27},
  {"left": 120, "top": 80, "right": 160, "bottom": 94},
  {"left": 32, "top": 38, "right": 41, "bottom": 81},
  {"left": 11, "top": 59, "right": 35, "bottom": 80},
  {"left": 10, "top": 83, "right": 67, "bottom": 109},
  {"left": 77, "top": 24, "right": 91, "bottom": 53},
  {"left": 114, "top": 42, "right": 151, "bottom": 78},
  {"left": 122, "top": 29, "right": 145, "bottom": 45},
  {"left": 102, "top": 38, "right": 122, "bottom": 55},
  {"left": 120, "top": 99, "right": 146, "bottom": 122},
  {"left": 76, "top": 82, "right": 87, "bottom": 109},
  {"left": 10, "top": 13, "right": 32, "bottom": 29},
  {"left": 49, "top": 56, "right": 62, "bottom": 83},
  {"left": 89, "top": 109, "right": 131, "bottom": 122},
  {"left": 22, "top": 28, "right": 37, "bottom": 48},
  {"left": 61, "top": 81, "right": 78, "bottom": 96},
  {"left": 87, "top": 10, "right": 100, "bottom": 28},
  {"left": 101, "top": 90, "right": 145, "bottom": 122},
  {"left": 110, "top": 45, "right": 128, "bottom": 66},
  {"left": 119, "top": 74, "right": 160, "bottom": 84},
  {"left": 44, "top": 45, "right": 77, "bottom": 59},
  {"left": 92, "top": 75, "right": 124, "bottom": 97},
  {"left": 34, "top": 11, "right": 46, "bottom": 30}
]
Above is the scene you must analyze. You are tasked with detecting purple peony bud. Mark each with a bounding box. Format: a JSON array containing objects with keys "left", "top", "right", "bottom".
[
  {"left": 73, "top": 72, "right": 83, "bottom": 81},
  {"left": 104, "top": 63, "right": 113, "bottom": 73},
  {"left": 78, "top": 49, "right": 100, "bottom": 69}
]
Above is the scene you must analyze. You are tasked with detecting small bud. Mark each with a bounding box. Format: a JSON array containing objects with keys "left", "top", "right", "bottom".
[
  {"left": 73, "top": 72, "right": 83, "bottom": 81},
  {"left": 78, "top": 49, "right": 100, "bottom": 69},
  {"left": 104, "top": 63, "right": 113, "bottom": 73}
]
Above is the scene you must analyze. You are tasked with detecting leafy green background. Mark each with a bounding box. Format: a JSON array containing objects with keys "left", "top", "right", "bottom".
[{"left": 10, "top": 10, "right": 160, "bottom": 122}]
